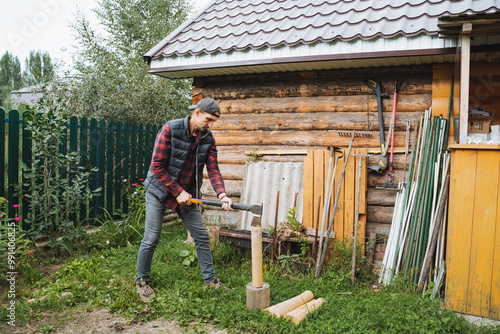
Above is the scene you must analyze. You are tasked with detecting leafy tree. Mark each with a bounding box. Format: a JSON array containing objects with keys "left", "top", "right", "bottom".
[
  {"left": 22, "top": 50, "right": 54, "bottom": 86},
  {"left": 0, "top": 51, "right": 22, "bottom": 107},
  {"left": 56, "top": 0, "right": 194, "bottom": 124},
  {"left": 0, "top": 52, "right": 22, "bottom": 89}
]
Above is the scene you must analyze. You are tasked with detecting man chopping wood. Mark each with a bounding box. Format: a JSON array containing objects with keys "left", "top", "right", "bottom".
[{"left": 135, "top": 97, "right": 233, "bottom": 302}]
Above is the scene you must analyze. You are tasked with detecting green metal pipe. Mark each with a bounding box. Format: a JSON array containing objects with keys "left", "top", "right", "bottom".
[
  {"left": 390, "top": 121, "right": 420, "bottom": 282},
  {"left": 415, "top": 117, "right": 439, "bottom": 278},
  {"left": 409, "top": 115, "right": 436, "bottom": 276},
  {"left": 404, "top": 113, "right": 434, "bottom": 278}
]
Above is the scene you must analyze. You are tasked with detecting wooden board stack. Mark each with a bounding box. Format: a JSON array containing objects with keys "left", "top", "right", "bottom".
[{"left": 265, "top": 290, "right": 325, "bottom": 325}]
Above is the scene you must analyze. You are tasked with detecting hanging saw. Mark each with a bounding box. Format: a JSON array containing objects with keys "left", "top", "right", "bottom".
[{"left": 364, "top": 78, "right": 389, "bottom": 173}]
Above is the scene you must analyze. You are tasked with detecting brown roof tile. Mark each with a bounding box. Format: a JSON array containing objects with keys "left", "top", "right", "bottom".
[{"left": 146, "top": 0, "right": 500, "bottom": 59}]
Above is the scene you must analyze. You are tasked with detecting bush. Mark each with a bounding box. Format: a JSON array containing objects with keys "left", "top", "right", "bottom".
[{"left": 21, "top": 107, "right": 100, "bottom": 240}]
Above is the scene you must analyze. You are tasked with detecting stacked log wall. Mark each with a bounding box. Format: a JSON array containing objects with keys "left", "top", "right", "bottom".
[{"left": 195, "top": 65, "right": 434, "bottom": 270}]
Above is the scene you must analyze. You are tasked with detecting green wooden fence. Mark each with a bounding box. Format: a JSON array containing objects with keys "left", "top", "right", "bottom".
[{"left": 0, "top": 108, "right": 162, "bottom": 230}]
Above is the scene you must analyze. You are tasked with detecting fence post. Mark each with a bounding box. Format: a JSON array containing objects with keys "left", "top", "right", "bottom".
[
  {"left": 79, "top": 117, "right": 88, "bottom": 221},
  {"left": 58, "top": 115, "right": 68, "bottom": 228},
  {"left": 130, "top": 122, "right": 137, "bottom": 184},
  {"left": 89, "top": 118, "right": 98, "bottom": 219},
  {"left": 69, "top": 116, "right": 78, "bottom": 223},
  {"left": 98, "top": 119, "right": 106, "bottom": 217},
  {"left": 122, "top": 122, "right": 130, "bottom": 213},
  {"left": 8, "top": 110, "right": 19, "bottom": 219},
  {"left": 144, "top": 124, "right": 151, "bottom": 177},
  {"left": 114, "top": 121, "right": 122, "bottom": 213},
  {"left": 150, "top": 125, "right": 159, "bottom": 168},
  {"left": 0, "top": 108, "right": 5, "bottom": 199},
  {"left": 137, "top": 123, "right": 145, "bottom": 179},
  {"left": 106, "top": 121, "right": 114, "bottom": 215},
  {"left": 21, "top": 111, "right": 32, "bottom": 230},
  {"left": 59, "top": 116, "right": 68, "bottom": 179}
]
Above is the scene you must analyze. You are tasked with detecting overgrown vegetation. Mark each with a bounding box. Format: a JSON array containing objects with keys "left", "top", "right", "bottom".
[
  {"left": 20, "top": 107, "right": 100, "bottom": 241},
  {"left": 2, "top": 221, "right": 497, "bottom": 333}
]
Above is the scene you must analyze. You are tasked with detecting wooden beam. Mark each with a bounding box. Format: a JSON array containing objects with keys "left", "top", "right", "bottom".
[
  {"left": 212, "top": 111, "right": 422, "bottom": 132},
  {"left": 438, "top": 17, "right": 500, "bottom": 28},
  {"left": 217, "top": 95, "right": 431, "bottom": 115},
  {"left": 212, "top": 130, "right": 410, "bottom": 147},
  {"left": 462, "top": 22, "right": 473, "bottom": 34},
  {"left": 245, "top": 148, "right": 309, "bottom": 155},
  {"left": 459, "top": 23, "right": 472, "bottom": 144}
]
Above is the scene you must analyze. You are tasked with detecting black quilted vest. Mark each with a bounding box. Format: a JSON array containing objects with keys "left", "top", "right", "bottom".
[{"left": 145, "top": 115, "right": 214, "bottom": 203}]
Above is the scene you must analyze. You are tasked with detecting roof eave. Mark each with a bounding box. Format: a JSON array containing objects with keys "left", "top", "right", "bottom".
[
  {"left": 147, "top": 47, "right": 456, "bottom": 79},
  {"left": 143, "top": 0, "right": 217, "bottom": 63}
]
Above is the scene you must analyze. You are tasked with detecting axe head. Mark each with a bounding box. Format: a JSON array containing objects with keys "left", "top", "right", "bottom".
[{"left": 249, "top": 203, "right": 263, "bottom": 216}]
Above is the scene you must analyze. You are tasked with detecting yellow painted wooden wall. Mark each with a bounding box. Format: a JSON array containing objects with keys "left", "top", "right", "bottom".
[
  {"left": 432, "top": 64, "right": 459, "bottom": 137},
  {"left": 446, "top": 145, "right": 500, "bottom": 320},
  {"left": 303, "top": 148, "right": 367, "bottom": 250},
  {"left": 433, "top": 63, "right": 500, "bottom": 142}
]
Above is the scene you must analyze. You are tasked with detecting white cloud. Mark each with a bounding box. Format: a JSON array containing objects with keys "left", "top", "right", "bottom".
[
  {"left": 0, "top": 0, "right": 213, "bottom": 72},
  {"left": 0, "top": 0, "right": 100, "bottom": 71}
]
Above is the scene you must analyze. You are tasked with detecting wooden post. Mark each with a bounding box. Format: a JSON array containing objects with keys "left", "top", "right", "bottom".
[
  {"left": 351, "top": 155, "right": 363, "bottom": 284},
  {"left": 251, "top": 226, "right": 263, "bottom": 288},
  {"left": 459, "top": 22, "right": 472, "bottom": 144},
  {"left": 246, "top": 214, "right": 270, "bottom": 309}
]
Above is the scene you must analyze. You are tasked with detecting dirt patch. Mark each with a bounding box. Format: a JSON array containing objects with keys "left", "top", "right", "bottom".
[{"left": 4, "top": 308, "right": 228, "bottom": 334}]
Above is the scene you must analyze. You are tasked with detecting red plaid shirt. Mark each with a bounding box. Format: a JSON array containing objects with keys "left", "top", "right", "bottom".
[{"left": 150, "top": 121, "right": 226, "bottom": 211}]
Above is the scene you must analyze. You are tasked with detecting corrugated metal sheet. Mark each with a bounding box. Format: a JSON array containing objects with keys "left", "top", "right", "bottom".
[
  {"left": 146, "top": 0, "right": 500, "bottom": 58},
  {"left": 239, "top": 161, "right": 304, "bottom": 230}
]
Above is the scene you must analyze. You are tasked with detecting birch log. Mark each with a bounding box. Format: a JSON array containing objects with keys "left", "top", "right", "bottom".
[{"left": 266, "top": 290, "right": 314, "bottom": 317}]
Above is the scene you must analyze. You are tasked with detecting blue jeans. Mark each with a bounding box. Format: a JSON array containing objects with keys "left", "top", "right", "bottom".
[{"left": 136, "top": 191, "right": 216, "bottom": 283}]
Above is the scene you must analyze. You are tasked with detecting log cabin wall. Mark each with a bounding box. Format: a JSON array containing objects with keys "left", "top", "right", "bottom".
[{"left": 194, "top": 64, "right": 433, "bottom": 271}]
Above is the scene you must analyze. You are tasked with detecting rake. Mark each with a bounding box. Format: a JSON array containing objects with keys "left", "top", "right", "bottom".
[{"left": 337, "top": 130, "right": 373, "bottom": 138}]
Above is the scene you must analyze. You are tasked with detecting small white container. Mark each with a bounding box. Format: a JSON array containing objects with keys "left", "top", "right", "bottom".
[
  {"left": 491, "top": 132, "right": 500, "bottom": 142},
  {"left": 469, "top": 133, "right": 489, "bottom": 141},
  {"left": 491, "top": 125, "right": 500, "bottom": 133}
]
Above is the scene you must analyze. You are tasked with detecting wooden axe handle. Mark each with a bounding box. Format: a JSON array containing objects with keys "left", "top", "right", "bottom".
[{"left": 190, "top": 198, "right": 262, "bottom": 215}]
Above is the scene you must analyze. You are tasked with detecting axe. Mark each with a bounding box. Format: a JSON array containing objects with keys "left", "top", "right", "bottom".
[{"left": 188, "top": 198, "right": 263, "bottom": 216}]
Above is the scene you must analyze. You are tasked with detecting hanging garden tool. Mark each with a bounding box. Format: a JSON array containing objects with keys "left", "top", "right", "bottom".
[
  {"left": 364, "top": 78, "right": 389, "bottom": 173},
  {"left": 385, "top": 80, "right": 398, "bottom": 188}
]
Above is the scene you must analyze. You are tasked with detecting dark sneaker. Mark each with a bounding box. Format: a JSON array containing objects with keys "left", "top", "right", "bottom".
[
  {"left": 204, "top": 276, "right": 223, "bottom": 289},
  {"left": 135, "top": 279, "right": 154, "bottom": 302}
]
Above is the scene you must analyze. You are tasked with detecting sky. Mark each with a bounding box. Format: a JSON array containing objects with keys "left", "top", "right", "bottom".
[{"left": 0, "top": 0, "right": 212, "bottom": 73}]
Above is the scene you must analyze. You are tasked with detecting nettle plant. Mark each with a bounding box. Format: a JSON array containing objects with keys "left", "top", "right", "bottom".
[{"left": 21, "top": 103, "right": 100, "bottom": 240}]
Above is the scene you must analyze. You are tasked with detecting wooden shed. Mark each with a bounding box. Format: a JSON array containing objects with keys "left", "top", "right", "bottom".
[{"left": 145, "top": 0, "right": 500, "bottom": 320}]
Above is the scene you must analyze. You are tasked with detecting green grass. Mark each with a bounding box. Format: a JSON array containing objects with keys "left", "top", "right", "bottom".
[{"left": 3, "top": 224, "right": 499, "bottom": 333}]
